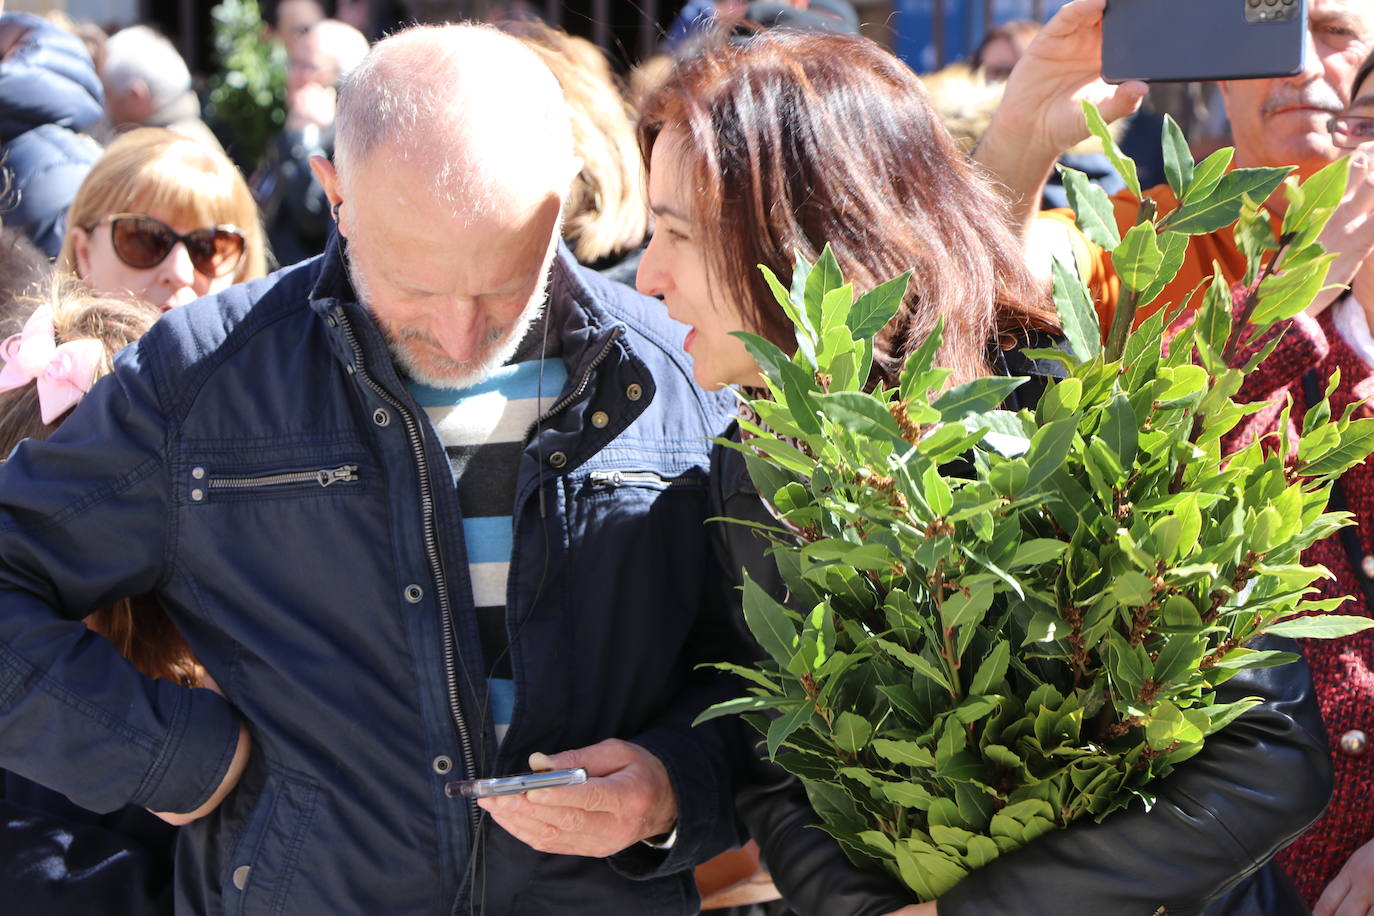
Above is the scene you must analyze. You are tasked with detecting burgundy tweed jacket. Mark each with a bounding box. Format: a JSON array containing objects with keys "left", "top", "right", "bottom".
[{"left": 1217, "top": 306, "right": 1374, "bottom": 904}]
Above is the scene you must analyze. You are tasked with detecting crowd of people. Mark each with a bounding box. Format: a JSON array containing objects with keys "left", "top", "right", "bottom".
[{"left": 0, "top": 0, "right": 1371, "bottom": 914}]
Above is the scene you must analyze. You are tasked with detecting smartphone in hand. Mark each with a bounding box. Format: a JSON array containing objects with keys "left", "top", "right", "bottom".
[
  {"left": 445, "top": 767, "right": 588, "bottom": 799},
  {"left": 1103, "top": 0, "right": 1308, "bottom": 84}
]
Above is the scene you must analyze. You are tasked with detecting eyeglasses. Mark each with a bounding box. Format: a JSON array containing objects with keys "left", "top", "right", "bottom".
[
  {"left": 1329, "top": 115, "right": 1374, "bottom": 150},
  {"left": 91, "top": 214, "right": 247, "bottom": 277}
]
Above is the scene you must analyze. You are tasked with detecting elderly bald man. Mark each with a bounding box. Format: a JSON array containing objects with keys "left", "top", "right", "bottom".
[{"left": 0, "top": 24, "right": 748, "bottom": 915}]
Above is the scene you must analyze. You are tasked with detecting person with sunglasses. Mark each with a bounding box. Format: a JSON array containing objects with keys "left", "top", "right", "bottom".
[{"left": 58, "top": 128, "right": 267, "bottom": 311}]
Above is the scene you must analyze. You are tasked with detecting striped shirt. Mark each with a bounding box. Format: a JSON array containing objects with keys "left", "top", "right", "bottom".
[{"left": 406, "top": 322, "right": 565, "bottom": 743}]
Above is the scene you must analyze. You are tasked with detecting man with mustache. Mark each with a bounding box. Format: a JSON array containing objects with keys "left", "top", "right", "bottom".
[{"left": 975, "top": 0, "right": 1374, "bottom": 328}]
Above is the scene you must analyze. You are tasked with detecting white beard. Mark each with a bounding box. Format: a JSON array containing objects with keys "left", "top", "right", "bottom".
[{"left": 347, "top": 235, "right": 556, "bottom": 391}]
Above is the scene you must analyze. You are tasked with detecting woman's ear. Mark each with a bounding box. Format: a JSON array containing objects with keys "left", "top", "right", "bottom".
[{"left": 69, "top": 225, "right": 93, "bottom": 279}]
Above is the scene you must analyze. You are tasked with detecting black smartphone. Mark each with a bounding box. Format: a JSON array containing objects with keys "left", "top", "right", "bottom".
[{"left": 1102, "top": 0, "right": 1308, "bottom": 84}]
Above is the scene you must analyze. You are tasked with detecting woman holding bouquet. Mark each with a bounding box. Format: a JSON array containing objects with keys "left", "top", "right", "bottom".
[{"left": 635, "top": 29, "right": 1330, "bottom": 915}]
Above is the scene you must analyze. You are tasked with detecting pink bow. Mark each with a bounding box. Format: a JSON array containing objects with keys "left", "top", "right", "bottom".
[{"left": 0, "top": 306, "right": 104, "bottom": 424}]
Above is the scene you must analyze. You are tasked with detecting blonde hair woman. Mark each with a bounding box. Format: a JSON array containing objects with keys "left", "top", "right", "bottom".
[
  {"left": 498, "top": 20, "right": 649, "bottom": 279},
  {"left": 58, "top": 128, "right": 267, "bottom": 310}
]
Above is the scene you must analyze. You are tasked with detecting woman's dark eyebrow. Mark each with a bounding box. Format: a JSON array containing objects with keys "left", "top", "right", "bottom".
[
  {"left": 650, "top": 203, "right": 691, "bottom": 222},
  {"left": 1352, "top": 93, "right": 1374, "bottom": 113}
]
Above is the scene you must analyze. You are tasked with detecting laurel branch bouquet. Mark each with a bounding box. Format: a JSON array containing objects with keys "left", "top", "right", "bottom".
[{"left": 698, "top": 105, "right": 1374, "bottom": 899}]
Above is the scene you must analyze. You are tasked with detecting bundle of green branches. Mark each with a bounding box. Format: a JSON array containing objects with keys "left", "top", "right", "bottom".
[
  {"left": 701, "top": 105, "right": 1374, "bottom": 899},
  {"left": 206, "top": 0, "right": 287, "bottom": 170}
]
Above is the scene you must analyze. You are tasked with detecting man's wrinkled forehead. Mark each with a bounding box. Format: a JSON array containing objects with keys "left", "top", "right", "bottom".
[{"left": 345, "top": 151, "right": 562, "bottom": 292}]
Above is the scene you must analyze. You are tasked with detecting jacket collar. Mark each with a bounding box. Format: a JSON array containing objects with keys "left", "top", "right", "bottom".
[{"left": 306, "top": 231, "right": 652, "bottom": 459}]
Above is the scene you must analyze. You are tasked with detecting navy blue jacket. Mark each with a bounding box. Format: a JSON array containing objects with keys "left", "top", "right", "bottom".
[
  {"left": 0, "top": 12, "right": 102, "bottom": 257},
  {"left": 0, "top": 238, "right": 748, "bottom": 914}
]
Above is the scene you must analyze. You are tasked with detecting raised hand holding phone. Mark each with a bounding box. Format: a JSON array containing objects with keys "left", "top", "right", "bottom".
[
  {"left": 974, "top": 0, "right": 1149, "bottom": 235},
  {"left": 477, "top": 739, "right": 678, "bottom": 857}
]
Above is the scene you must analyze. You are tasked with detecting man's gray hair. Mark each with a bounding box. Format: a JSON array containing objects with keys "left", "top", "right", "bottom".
[
  {"left": 103, "top": 26, "right": 191, "bottom": 110},
  {"left": 332, "top": 23, "right": 575, "bottom": 218}
]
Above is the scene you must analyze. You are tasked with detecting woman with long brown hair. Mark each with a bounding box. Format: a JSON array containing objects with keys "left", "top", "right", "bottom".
[
  {"left": 636, "top": 28, "right": 1055, "bottom": 394},
  {"left": 637, "top": 30, "right": 1329, "bottom": 915}
]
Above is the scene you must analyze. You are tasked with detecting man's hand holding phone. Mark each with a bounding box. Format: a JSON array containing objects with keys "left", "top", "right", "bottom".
[
  {"left": 447, "top": 767, "right": 588, "bottom": 798},
  {"left": 476, "top": 738, "right": 678, "bottom": 858},
  {"left": 974, "top": 0, "right": 1149, "bottom": 235}
]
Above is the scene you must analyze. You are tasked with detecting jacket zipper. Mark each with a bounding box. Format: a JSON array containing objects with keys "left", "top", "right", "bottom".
[
  {"left": 586, "top": 470, "right": 700, "bottom": 489},
  {"left": 527, "top": 326, "right": 623, "bottom": 436},
  {"left": 503, "top": 323, "right": 627, "bottom": 760},
  {"left": 334, "top": 307, "right": 477, "bottom": 837},
  {"left": 208, "top": 465, "right": 359, "bottom": 490},
  {"left": 523, "top": 326, "right": 624, "bottom": 520}
]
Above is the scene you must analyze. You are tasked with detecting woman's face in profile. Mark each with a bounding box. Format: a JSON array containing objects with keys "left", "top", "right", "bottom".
[
  {"left": 637, "top": 128, "right": 763, "bottom": 390},
  {"left": 69, "top": 206, "right": 242, "bottom": 311}
]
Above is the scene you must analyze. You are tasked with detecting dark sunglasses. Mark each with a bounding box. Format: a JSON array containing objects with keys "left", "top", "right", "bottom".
[
  {"left": 1329, "top": 115, "right": 1374, "bottom": 150},
  {"left": 93, "top": 214, "right": 247, "bottom": 277}
]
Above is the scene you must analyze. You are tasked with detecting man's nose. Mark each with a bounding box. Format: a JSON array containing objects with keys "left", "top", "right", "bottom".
[
  {"left": 430, "top": 301, "right": 485, "bottom": 363},
  {"left": 1294, "top": 25, "right": 1325, "bottom": 84}
]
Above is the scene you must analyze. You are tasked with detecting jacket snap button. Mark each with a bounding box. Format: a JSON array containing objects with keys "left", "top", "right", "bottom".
[
  {"left": 590, "top": 411, "right": 610, "bottom": 429},
  {"left": 190, "top": 489, "right": 205, "bottom": 502},
  {"left": 373, "top": 408, "right": 391, "bottom": 427},
  {"left": 548, "top": 451, "right": 568, "bottom": 468},
  {"left": 1362, "top": 556, "right": 1374, "bottom": 580},
  {"left": 404, "top": 584, "right": 423, "bottom": 604},
  {"left": 192, "top": 467, "right": 205, "bottom": 480},
  {"left": 232, "top": 865, "right": 251, "bottom": 890},
  {"left": 1340, "top": 730, "right": 1368, "bottom": 757},
  {"left": 626, "top": 383, "right": 643, "bottom": 401},
  {"left": 432, "top": 755, "right": 454, "bottom": 774}
]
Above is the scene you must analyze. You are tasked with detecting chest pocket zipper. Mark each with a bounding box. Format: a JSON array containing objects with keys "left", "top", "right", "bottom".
[
  {"left": 191, "top": 464, "right": 359, "bottom": 501},
  {"left": 586, "top": 470, "right": 703, "bottom": 490}
]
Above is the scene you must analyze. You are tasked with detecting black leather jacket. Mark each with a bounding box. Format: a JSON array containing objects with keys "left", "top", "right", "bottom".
[{"left": 714, "top": 341, "right": 1330, "bottom": 916}]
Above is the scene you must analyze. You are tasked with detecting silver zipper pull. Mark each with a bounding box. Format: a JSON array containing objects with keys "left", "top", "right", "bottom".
[{"left": 317, "top": 464, "right": 359, "bottom": 487}]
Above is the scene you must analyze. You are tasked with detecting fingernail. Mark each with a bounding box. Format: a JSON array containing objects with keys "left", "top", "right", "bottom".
[{"left": 529, "top": 752, "right": 555, "bottom": 770}]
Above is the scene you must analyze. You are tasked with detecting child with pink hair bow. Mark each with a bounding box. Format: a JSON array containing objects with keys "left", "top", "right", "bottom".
[{"left": 0, "top": 303, "right": 105, "bottom": 424}]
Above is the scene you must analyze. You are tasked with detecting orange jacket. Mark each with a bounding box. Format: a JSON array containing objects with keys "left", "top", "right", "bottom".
[{"left": 1039, "top": 183, "right": 1252, "bottom": 332}]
